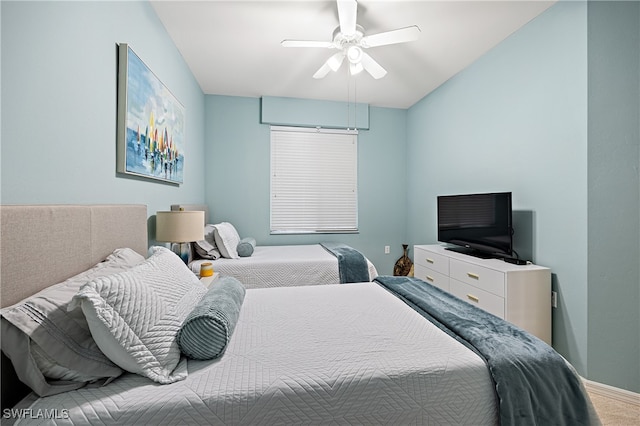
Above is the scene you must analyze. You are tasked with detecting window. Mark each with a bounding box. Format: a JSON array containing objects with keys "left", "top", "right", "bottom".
[{"left": 270, "top": 126, "right": 358, "bottom": 234}]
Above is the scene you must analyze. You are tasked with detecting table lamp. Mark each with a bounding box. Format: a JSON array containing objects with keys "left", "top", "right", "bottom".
[{"left": 156, "top": 210, "right": 205, "bottom": 264}]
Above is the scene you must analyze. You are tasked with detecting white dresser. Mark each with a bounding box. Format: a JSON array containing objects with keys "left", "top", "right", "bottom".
[{"left": 413, "top": 244, "right": 552, "bottom": 344}]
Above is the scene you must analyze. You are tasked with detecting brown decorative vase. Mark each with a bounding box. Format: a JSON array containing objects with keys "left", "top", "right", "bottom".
[{"left": 393, "top": 244, "right": 413, "bottom": 276}]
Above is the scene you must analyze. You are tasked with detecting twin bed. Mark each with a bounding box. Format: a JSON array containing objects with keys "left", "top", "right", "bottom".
[
  {"left": 0, "top": 205, "right": 599, "bottom": 425},
  {"left": 188, "top": 244, "right": 378, "bottom": 287},
  {"left": 171, "top": 204, "right": 378, "bottom": 287}
]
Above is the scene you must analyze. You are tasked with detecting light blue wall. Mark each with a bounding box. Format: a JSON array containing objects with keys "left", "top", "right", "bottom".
[
  {"left": 0, "top": 0, "right": 206, "bottom": 241},
  {"left": 2, "top": 0, "right": 638, "bottom": 394},
  {"left": 407, "top": 0, "right": 640, "bottom": 393},
  {"left": 587, "top": 1, "right": 640, "bottom": 393},
  {"left": 261, "top": 96, "right": 370, "bottom": 129},
  {"left": 204, "top": 95, "right": 408, "bottom": 274},
  {"left": 407, "top": 1, "right": 591, "bottom": 375}
]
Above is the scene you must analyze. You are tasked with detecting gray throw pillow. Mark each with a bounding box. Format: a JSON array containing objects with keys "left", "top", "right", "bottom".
[
  {"left": 178, "top": 276, "right": 246, "bottom": 360},
  {"left": 193, "top": 239, "right": 221, "bottom": 260},
  {"left": 236, "top": 237, "right": 256, "bottom": 257},
  {"left": 193, "top": 224, "right": 221, "bottom": 260}
]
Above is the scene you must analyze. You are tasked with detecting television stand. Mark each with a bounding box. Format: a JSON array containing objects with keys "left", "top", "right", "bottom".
[
  {"left": 413, "top": 244, "right": 552, "bottom": 344},
  {"left": 444, "top": 246, "right": 495, "bottom": 259}
]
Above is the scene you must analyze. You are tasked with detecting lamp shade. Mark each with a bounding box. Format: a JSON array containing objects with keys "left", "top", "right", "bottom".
[{"left": 156, "top": 211, "right": 204, "bottom": 243}]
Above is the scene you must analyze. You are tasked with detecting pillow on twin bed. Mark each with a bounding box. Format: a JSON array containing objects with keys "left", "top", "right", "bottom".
[
  {"left": 213, "top": 222, "right": 241, "bottom": 259},
  {"left": 178, "top": 276, "right": 246, "bottom": 360},
  {"left": 236, "top": 237, "right": 256, "bottom": 257},
  {"left": 0, "top": 248, "right": 145, "bottom": 396},
  {"left": 70, "top": 246, "right": 208, "bottom": 385},
  {"left": 193, "top": 224, "right": 221, "bottom": 260}
]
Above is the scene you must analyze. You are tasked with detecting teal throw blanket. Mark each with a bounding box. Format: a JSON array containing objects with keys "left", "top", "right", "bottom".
[
  {"left": 374, "top": 275, "right": 596, "bottom": 426},
  {"left": 320, "top": 242, "right": 369, "bottom": 283}
]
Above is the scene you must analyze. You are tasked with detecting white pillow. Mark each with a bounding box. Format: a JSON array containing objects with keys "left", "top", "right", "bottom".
[
  {"left": 70, "top": 246, "right": 208, "bottom": 384},
  {"left": 0, "top": 247, "right": 145, "bottom": 397},
  {"left": 213, "top": 222, "right": 241, "bottom": 259}
]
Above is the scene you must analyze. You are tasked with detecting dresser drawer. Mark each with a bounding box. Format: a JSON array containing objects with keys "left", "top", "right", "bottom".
[
  {"left": 414, "top": 264, "right": 450, "bottom": 292},
  {"left": 450, "top": 259, "right": 505, "bottom": 297},
  {"left": 414, "top": 246, "right": 449, "bottom": 275},
  {"left": 449, "top": 279, "right": 505, "bottom": 318}
]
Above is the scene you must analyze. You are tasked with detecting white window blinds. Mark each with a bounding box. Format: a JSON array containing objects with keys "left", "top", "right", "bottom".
[{"left": 270, "top": 126, "right": 358, "bottom": 234}]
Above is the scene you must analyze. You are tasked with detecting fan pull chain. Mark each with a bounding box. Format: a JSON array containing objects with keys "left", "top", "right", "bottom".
[
  {"left": 345, "top": 70, "right": 358, "bottom": 131},
  {"left": 346, "top": 71, "right": 351, "bottom": 130},
  {"left": 354, "top": 77, "right": 357, "bottom": 131}
]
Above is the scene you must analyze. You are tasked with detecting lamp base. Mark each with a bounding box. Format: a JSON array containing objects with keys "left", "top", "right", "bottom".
[{"left": 171, "top": 242, "right": 190, "bottom": 264}]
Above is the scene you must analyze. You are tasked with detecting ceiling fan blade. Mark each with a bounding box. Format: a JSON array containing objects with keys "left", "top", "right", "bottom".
[
  {"left": 313, "top": 52, "right": 345, "bottom": 79},
  {"left": 327, "top": 51, "right": 346, "bottom": 72},
  {"left": 313, "top": 63, "right": 332, "bottom": 79},
  {"left": 281, "top": 40, "right": 334, "bottom": 48},
  {"left": 360, "top": 52, "right": 387, "bottom": 79},
  {"left": 361, "top": 25, "right": 421, "bottom": 48},
  {"left": 337, "top": 0, "right": 357, "bottom": 36}
]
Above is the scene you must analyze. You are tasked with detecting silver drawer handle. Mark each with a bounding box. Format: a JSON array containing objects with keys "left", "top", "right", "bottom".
[
  {"left": 426, "top": 258, "right": 434, "bottom": 264},
  {"left": 467, "top": 294, "right": 480, "bottom": 303},
  {"left": 426, "top": 275, "right": 434, "bottom": 282},
  {"left": 467, "top": 272, "right": 480, "bottom": 280}
]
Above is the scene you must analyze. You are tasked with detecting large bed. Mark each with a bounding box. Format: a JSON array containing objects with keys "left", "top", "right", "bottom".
[{"left": 0, "top": 205, "right": 599, "bottom": 425}]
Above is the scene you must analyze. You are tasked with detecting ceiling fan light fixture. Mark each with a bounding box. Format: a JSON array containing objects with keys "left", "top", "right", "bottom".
[
  {"left": 282, "top": 0, "right": 419, "bottom": 80},
  {"left": 346, "top": 45, "right": 363, "bottom": 64}
]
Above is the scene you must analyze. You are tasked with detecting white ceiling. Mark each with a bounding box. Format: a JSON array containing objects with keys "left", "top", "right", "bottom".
[{"left": 151, "top": 0, "right": 556, "bottom": 109}]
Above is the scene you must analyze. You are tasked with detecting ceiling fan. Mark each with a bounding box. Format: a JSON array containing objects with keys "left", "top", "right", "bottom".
[{"left": 281, "top": 0, "right": 420, "bottom": 80}]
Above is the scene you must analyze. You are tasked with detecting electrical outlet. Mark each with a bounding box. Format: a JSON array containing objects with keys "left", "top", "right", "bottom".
[
  {"left": 551, "top": 291, "right": 558, "bottom": 308},
  {"left": 384, "top": 246, "right": 390, "bottom": 254}
]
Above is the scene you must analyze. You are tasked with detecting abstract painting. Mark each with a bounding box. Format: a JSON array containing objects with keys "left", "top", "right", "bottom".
[{"left": 117, "top": 43, "right": 185, "bottom": 184}]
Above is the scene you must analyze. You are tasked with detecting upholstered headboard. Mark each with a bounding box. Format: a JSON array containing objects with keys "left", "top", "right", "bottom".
[
  {"left": 0, "top": 204, "right": 148, "bottom": 409},
  {"left": 1, "top": 205, "right": 148, "bottom": 307}
]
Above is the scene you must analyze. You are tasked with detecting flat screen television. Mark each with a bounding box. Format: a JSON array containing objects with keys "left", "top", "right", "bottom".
[{"left": 437, "top": 192, "right": 513, "bottom": 259}]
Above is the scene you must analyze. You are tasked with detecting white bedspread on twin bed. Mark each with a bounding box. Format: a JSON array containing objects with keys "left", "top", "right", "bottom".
[
  {"left": 17, "top": 283, "right": 497, "bottom": 425},
  {"left": 189, "top": 244, "right": 378, "bottom": 288}
]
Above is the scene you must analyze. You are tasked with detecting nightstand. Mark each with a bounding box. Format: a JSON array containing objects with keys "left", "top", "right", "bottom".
[{"left": 199, "top": 273, "right": 220, "bottom": 288}]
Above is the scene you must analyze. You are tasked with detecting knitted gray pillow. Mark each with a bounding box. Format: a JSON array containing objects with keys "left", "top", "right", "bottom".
[
  {"left": 178, "top": 276, "right": 246, "bottom": 360},
  {"left": 236, "top": 237, "right": 256, "bottom": 257}
]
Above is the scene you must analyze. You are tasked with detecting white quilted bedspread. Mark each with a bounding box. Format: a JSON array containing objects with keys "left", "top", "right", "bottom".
[
  {"left": 189, "top": 245, "right": 378, "bottom": 288},
  {"left": 17, "top": 283, "right": 497, "bottom": 425}
]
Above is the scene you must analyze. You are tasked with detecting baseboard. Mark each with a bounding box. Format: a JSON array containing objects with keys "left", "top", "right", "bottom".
[{"left": 582, "top": 378, "right": 640, "bottom": 406}]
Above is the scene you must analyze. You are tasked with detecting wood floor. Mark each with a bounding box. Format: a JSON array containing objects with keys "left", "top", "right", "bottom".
[{"left": 588, "top": 390, "right": 640, "bottom": 425}]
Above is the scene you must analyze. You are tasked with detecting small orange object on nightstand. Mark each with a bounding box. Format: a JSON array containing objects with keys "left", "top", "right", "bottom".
[{"left": 200, "top": 262, "right": 214, "bottom": 277}]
